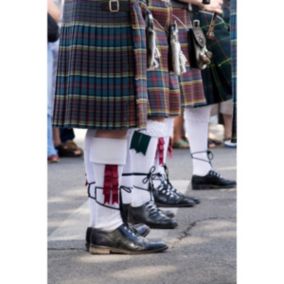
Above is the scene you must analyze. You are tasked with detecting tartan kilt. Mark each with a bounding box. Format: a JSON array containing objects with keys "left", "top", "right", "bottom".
[
  {"left": 53, "top": 0, "right": 148, "bottom": 130},
  {"left": 195, "top": 9, "right": 233, "bottom": 105},
  {"left": 146, "top": 0, "right": 181, "bottom": 118},
  {"left": 171, "top": 1, "right": 207, "bottom": 108}
]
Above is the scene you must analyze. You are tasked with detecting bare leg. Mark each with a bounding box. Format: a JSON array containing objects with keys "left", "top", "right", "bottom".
[
  {"left": 173, "top": 115, "right": 184, "bottom": 144},
  {"left": 223, "top": 114, "right": 233, "bottom": 140},
  {"left": 53, "top": 127, "right": 61, "bottom": 146}
]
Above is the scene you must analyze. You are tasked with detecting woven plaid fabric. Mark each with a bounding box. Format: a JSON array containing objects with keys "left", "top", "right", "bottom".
[
  {"left": 230, "top": 0, "right": 237, "bottom": 101},
  {"left": 145, "top": 0, "right": 181, "bottom": 118},
  {"left": 194, "top": 8, "right": 232, "bottom": 105},
  {"left": 53, "top": 0, "right": 148, "bottom": 129},
  {"left": 230, "top": 0, "right": 237, "bottom": 141},
  {"left": 171, "top": 1, "right": 207, "bottom": 108}
]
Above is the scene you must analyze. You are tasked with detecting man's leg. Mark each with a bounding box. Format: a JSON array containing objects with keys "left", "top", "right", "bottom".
[
  {"left": 84, "top": 129, "right": 168, "bottom": 254},
  {"left": 151, "top": 118, "right": 199, "bottom": 206},
  {"left": 184, "top": 106, "right": 236, "bottom": 190},
  {"left": 121, "top": 120, "right": 178, "bottom": 229}
]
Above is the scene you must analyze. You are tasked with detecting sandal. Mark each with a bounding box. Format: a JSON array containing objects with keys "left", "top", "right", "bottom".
[
  {"left": 173, "top": 138, "right": 190, "bottom": 149},
  {"left": 208, "top": 138, "right": 222, "bottom": 149},
  {"left": 48, "top": 155, "right": 60, "bottom": 163},
  {"left": 55, "top": 140, "right": 83, "bottom": 158}
]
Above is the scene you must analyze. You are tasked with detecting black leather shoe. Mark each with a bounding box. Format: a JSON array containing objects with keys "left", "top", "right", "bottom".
[
  {"left": 153, "top": 186, "right": 195, "bottom": 207},
  {"left": 121, "top": 204, "right": 151, "bottom": 237},
  {"left": 128, "top": 201, "right": 178, "bottom": 229},
  {"left": 122, "top": 203, "right": 175, "bottom": 219},
  {"left": 171, "top": 189, "right": 200, "bottom": 204},
  {"left": 85, "top": 227, "right": 93, "bottom": 251},
  {"left": 161, "top": 209, "right": 175, "bottom": 218},
  {"left": 162, "top": 165, "right": 200, "bottom": 204},
  {"left": 152, "top": 172, "right": 196, "bottom": 207},
  {"left": 85, "top": 223, "right": 150, "bottom": 251},
  {"left": 191, "top": 170, "right": 237, "bottom": 190},
  {"left": 89, "top": 224, "right": 168, "bottom": 254}
]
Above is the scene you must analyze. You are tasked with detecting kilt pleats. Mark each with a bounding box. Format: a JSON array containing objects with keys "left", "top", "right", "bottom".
[
  {"left": 53, "top": 0, "right": 148, "bottom": 129},
  {"left": 146, "top": 0, "right": 181, "bottom": 118},
  {"left": 171, "top": 1, "right": 207, "bottom": 108},
  {"left": 196, "top": 9, "right": 232, "bottom": 105}
]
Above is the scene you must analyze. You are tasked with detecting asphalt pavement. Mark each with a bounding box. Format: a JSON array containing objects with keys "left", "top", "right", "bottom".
[{"left": 48, "top": 129, "right": 236, "bottom": 284}]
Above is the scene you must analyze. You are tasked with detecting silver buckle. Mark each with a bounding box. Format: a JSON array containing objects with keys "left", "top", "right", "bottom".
[{"left": 109, "top": 0, "right": 120, "bottom": 12}]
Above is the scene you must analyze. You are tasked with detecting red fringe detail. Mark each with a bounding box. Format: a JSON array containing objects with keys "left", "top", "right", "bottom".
[
  {"left": 168, "top": 138, "right": 173, "bottom": 159},
  {"left": 156, "top": 137, "right": 165, "bottom": 165},
  {"left": 103, "top": 165, "right": 119, "bottom": 204}
]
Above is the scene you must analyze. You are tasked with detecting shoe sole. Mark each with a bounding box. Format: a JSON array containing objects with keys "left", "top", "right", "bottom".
[
  {"left": 88, "top": 245, "right": 168, "bottom": 255},
  {"left": 156, "top": 202, "right": 195, "bottom": 208},
  {"left": 128, "top": 217, "right": 178, "bottom": 230},
  {"left": 192, "top": 184, "right": 236, "bottom": 190},
  {"left": 85, "top": 228, "right": 150, "bottom": 252},
  {"left": 130, "top": 221, "right": 178, "bottom": 229},
  {"left": 147, "top": 222, "right": 178, "bottom": 229}
]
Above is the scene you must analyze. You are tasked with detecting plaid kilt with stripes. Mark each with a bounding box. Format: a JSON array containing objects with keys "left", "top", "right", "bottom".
[
  {"left": 53, "top": 0, "right": 148, "bottom": 129},
  {"left": 195, "top": 9, "right": 232, "bottom": 105},
  {"left": 146, "top": 0, "right": 181, "bottom": 118},
  {"left": 171, "top": 1, "right": 207, "bottom": 108}
]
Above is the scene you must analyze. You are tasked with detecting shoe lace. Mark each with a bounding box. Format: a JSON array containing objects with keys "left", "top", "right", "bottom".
[
  {"left": 142, "top": 166, "right": 156, "bottom": 187},
  {"left": 163, "top": 164, "right": 175, "bottom": 191},
  {"left": 209, "top": 170, "right": 222, "bottom": 178},
  {"left": 122, "top": 224, "right": 137, "bottom": 238},
  {"left": 152, "top": 172, "right": 175, "bottom": 197},
  {"left": 123, "top": 167, "right": 156, "bottom": 199},
  {"left": 145, "top": 201, "right": 168, "bottom": 219},
  {"left": 191, "top": 150, "right": 214, "bottom": 167}
]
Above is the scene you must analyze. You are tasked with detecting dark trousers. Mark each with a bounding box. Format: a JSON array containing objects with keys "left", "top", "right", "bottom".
[{"left": 60, "top": 128, "right": 75, "bottom": 143}]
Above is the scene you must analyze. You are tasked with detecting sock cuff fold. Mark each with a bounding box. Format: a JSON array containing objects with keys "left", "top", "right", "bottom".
[{"left": 90, "top": 137, "right": 127, "bottom": 165}]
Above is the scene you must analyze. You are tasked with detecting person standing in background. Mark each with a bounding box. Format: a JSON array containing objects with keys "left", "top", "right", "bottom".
[{"left": 47, "top": 0, "right": 61, "bottom": 163}]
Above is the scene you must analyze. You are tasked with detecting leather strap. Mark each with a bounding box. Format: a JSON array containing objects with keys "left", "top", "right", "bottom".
[{"left": 88, "top": 0, "right": 130, "bottom": 12}]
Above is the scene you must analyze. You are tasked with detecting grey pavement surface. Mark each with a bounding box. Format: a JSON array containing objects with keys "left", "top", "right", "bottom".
[{"left": 48, "top": 130, "right": 236, "bottom": 284}]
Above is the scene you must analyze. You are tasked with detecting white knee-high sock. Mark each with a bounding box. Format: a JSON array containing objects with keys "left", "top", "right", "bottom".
[
  {"left": 163, "top": 117, "right": 174, "bottom": 165},
  {"left": 121, "top": 120, "right": 166, "bottom": 207},
  {"left": 84, "top": 129, "right": 96, "bottom": 182},
  {"left": 184, "top": 106, "right": 212, "bottom": 176},
  {"left": 84, "top": 129, "right": 96, "bottom": 228},
  {"left": 84, "top": 133, "right": 127, "bottom": 231},
  {"left": 153, "top": 118, "right": 174, "bottom": 187},
  {"left": 120, "top": 130, "right": 135, "bottom": 205}
]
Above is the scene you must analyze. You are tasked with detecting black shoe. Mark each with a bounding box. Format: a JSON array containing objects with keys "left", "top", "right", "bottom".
[
  {"left": 123, "top": 203, "right": 174, "bottom": 220},
  {"left": 153, "top": 185, "right": 195, "bottom": 207},
  {"left": 161, "top": 209, "right": 175, "bottom": 218},
  {"left": 88, "top": 224, "right": 168, "bottom": 254},
  {"left": 152, "top": 172, "right": 196, "bottom": 207},
  {"left": 85, "top": 223, "right": 150, "bottom": 251},
  {"left": 121, "top": 204, "right": 151, "bottom": 237},
  {"left": 191, "top": 170, "right": 237, "bottom": 190},
  {"left": 174, "top": 191, "right": 200, "bottom": 204},
  {"left": 162, "top": 164, "right": 200, "bottom": 204},
  {"left": 128, "top": 201, "right": 178, "bottom": 229},
  {"left": 170, "top": 188, "right": 200, "bottom": 204}
]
